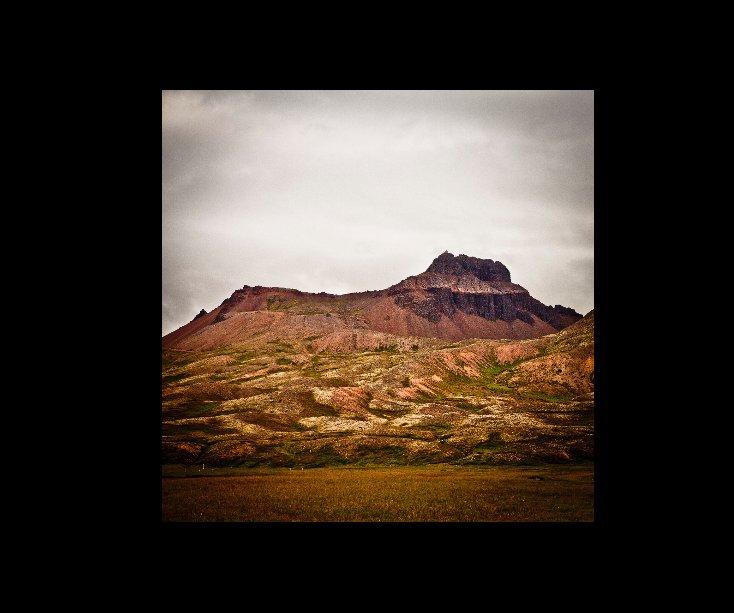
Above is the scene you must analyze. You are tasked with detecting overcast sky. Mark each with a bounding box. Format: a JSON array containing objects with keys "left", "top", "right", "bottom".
[{"left": 163, "top": 90, "right": 593, "bottom": 336}]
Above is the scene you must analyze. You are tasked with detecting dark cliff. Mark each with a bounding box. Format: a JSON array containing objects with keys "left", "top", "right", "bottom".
[
  {"left": 390, "top": 252, "right": 581, "bottom": 330},
  {"left": 426, "top": 251, "right": 511, "bottom": 282}
]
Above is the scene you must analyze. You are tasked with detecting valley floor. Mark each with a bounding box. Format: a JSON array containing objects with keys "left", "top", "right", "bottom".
[{"left": 162, "top": 463, "right": 594, "bottom": 522}]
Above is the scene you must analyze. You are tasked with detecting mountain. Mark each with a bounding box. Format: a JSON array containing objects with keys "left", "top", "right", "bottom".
[
  {"left": 163, "top": 252, "right": 581, "bottom": 352},
  {"left": 162, "top": 254, "right": 592, "bottom": 468}
]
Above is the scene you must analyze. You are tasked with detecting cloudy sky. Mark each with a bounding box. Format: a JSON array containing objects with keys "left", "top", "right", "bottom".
[{"left": 162, "top": 90, "right": 593, "bottom": 336}]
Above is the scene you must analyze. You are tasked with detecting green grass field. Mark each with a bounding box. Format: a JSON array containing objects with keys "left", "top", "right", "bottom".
[{"left": 162, "top": 464, "right": 593, "bottom": 522}]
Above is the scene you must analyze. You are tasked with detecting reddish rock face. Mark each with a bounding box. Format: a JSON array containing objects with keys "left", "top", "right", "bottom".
[
  {"left": 163, "top": 252, "right": 582, "bottom": 350},
  {"left": 382, "top": 252, "right": 580, "bottom": 331}
]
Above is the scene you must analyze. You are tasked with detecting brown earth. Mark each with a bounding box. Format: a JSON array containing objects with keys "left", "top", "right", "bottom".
[{"left": 162, "top": 465, "right": 594, "bottom": 522}]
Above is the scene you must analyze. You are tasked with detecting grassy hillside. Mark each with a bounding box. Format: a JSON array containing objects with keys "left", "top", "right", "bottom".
[{"left": 162, "top": 312, "right": 594, "bottom": 467}]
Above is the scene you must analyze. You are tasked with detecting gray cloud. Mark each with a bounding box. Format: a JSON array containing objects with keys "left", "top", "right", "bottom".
[{"left": 163, "top": 90, "right": 594, "bottom": 335}]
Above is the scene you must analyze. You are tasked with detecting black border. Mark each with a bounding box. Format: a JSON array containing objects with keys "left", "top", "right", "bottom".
[{"left": 153, "top": 86, "right": 609, "bottom": 539}]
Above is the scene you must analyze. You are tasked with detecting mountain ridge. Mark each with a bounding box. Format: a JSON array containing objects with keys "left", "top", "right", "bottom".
[{"left": 163, "top": 252, "right": 582, "bottom": 351}]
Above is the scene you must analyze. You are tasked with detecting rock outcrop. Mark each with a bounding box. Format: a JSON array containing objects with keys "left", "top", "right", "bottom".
[
  {"left": 426, "top": 251, "right": 511, "bottom": 281},
  {"left": 386, "top": 252, "right": 580, "bottom": 330}
]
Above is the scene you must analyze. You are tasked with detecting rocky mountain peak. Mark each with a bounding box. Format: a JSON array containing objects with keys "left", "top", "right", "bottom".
[
  {"left": 164, "top": 252, "right": 582, "bottom": 350},
  {"left": 426, "top": 251, "right": 511, "bottom": 282}
]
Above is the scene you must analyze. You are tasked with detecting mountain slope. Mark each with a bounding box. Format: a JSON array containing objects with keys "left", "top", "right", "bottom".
[{"left": 162, "top": 308, "right": 594, "bottom": 467}]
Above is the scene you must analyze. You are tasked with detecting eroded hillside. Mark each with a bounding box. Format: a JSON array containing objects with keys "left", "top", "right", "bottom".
[{"left": 162, "top": 311, "right": 594, "bottom": 467}]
